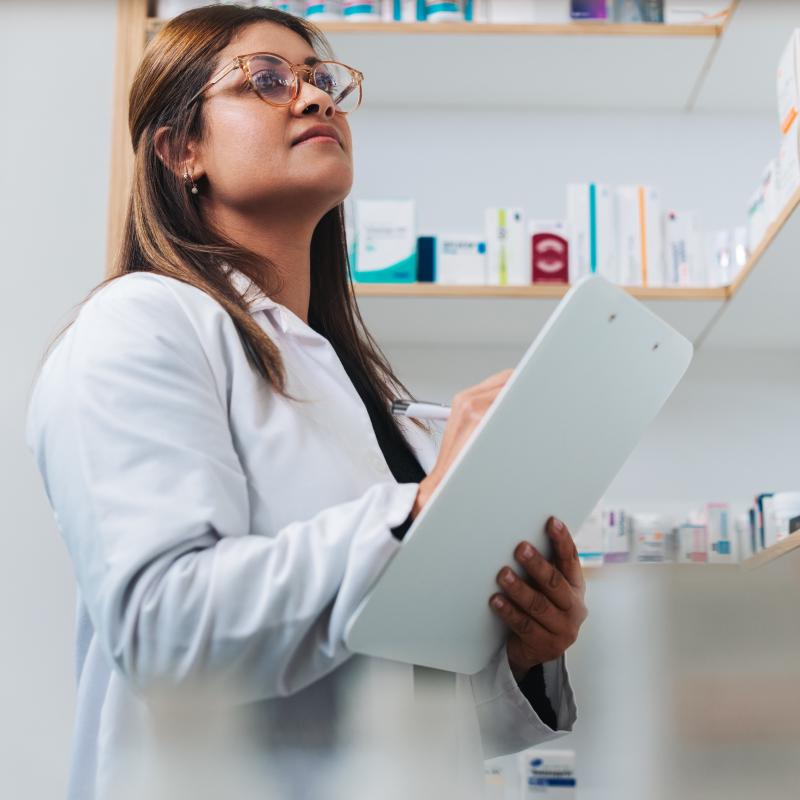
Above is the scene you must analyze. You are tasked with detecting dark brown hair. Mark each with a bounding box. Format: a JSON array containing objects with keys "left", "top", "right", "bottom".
[{"left": 43, "top": 3, "right": 427, "bottom": 436}]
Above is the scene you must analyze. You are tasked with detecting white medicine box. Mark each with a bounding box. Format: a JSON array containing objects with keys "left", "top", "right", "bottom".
[
  {"left": 778, "top": 30, "right": 800, "bottom": 136},
  {"left": 664, "top": 1, "right": 733, "bottom": 25}
]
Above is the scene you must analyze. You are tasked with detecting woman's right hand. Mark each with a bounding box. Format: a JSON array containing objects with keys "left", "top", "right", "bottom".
[{"left": 410, "top": 368, "right": 515, "bottom": 520}]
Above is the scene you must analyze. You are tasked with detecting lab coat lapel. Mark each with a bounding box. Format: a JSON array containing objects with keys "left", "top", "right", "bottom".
[{"left": 225, "top": 265, "right": 441, "bottom": 474}]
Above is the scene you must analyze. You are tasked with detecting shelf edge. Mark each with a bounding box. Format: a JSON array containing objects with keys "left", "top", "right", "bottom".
[
  {"left": 146, "top": 18, "right": 721, "bottom": 38},
  {"left": 727, "top": 186, "right": 800, "bottom": 301},
  {"left": 352, "top": 284, "right": 728, "bottom": 300},
  {"left": 741, "top": 533, "right": 800, "bottom": 571}
]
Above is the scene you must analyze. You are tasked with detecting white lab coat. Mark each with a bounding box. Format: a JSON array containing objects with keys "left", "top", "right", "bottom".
[{"left": 25, "top": 268, "right": 576, "bottom": 800}]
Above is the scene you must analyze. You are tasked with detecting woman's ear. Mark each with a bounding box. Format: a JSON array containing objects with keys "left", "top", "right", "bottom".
[{"left": 153, "top": 126, "right": 205, "bottom": 182}]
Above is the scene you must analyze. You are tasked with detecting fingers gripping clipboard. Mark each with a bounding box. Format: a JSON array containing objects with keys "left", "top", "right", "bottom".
[{"left": 345, "top": 276, "right": 693, "bottom": 674}]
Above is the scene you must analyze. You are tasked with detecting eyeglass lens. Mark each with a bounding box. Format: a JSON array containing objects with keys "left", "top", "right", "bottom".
[{"left": 247, "top": 56, "right": 360, "bottom": 113}]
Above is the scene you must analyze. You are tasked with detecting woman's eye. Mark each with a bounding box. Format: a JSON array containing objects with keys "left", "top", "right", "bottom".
[
  {"left": 251, "top": 69, "right": 289, "bottom": 92},
  {"left": 314, "top": 73, "right": 336, "bottom": 93}
]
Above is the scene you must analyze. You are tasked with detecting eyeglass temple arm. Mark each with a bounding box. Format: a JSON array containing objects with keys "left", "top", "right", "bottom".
[
  {"left": 336, "top": 70, "right": 363, "bottom": 105},
  {"left": 337, "top": 82, "right": 358, "bottom": 105},
  {"left": 188, "top": 60, "right": 241, "bottom": 105}
]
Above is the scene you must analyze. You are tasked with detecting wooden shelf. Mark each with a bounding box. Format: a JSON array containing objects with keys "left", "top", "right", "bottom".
[
  {"left": 699, "top": 187, "right": 800, "bottom": 350},
  {"left": 742, "top": 533, "right": 800, "bottom": 571},
  {"left": 693, "top": 0, "right": 800, "bottom": 112},
  {"left": 354, "top": 283, "right": 727, "bottom": 301},
  {"left": 352, "top": 283, "right": 726, "bottom": 347},
  {"left": 352, "top": 183, "right": 800, "bottom": 349},
  {"left": 147, "top": 18, "right": 722, "bottom": 38},
  {"left": 146, "top": 16, "right": 723, "bottom": 110},
  {"left": 583, "top": 563, "right": 740, "bottom": 579}
]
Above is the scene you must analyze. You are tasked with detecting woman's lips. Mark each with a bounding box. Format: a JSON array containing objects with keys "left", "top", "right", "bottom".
[
  {"left": 291, "top": 124, "right": 342, "bottom": 147},
  {"left": 293, "top": 135, "right": 339, "bottom": 146}
]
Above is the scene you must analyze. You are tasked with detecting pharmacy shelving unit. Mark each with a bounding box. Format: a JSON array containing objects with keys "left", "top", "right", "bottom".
[
  {"left": 107, "top": 0, "right": 800, "bottom": 352},
  {"left": 352, "top": 283, "right": 727, "bottom": 347},
  {"left": 104, "top": 2, "right": 800, "bottom": 577},
  {"left": 699, "top": 186, "right": 800, "bottom": 350},
  {"left": 109, "top": 2, "right": 800, "bottom": 358},
  {"left": 353, "top": 185, "right": 800, "bottom": 349},
  {"left": 108, "top": 0, "right": 737, "bottom": 282},
  {"left": 107, "top": 0, "right": 775, "bottom": 353}
]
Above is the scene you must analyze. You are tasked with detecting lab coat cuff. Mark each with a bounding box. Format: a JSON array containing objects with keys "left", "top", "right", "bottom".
[
  {"left": 383, "top": 481, "right": 421, "bottom": 531},
  {"left": 540, "top": 653, "right": 577, "bottom": 733},
  {"left": 471, "top": 646, "right": 576, "bottom": 759}
]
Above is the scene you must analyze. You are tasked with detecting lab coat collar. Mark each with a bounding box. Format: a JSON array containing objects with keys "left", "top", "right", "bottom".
[
  {"left": 222, "top": 263, "right": 326, "bottom": 343},
  {"left": 222, "top": 263, "right": 279, "bottom": 314},
  {"left": 222, "top": 264, "right": 439, "bottom": 470}
]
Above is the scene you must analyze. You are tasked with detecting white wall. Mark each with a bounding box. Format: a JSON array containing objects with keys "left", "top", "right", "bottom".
[
  {"left": 349, "top": 108, "right": 779, "bottom": 234},
  {"left": 384, "top": 346, "right": 800, "bottom": 511},
  {"left": 0, "top": 2, "right": 117, "bottom": 797}
]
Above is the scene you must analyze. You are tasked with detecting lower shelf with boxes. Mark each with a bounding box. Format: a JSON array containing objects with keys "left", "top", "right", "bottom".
[{"left": 575, "top": 491, "right": 800, "bottom": 568}]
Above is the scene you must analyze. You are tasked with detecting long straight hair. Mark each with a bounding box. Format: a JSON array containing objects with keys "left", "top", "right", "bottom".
[{"left": 43, "top": 4, "right": 427, "bottom": 437}]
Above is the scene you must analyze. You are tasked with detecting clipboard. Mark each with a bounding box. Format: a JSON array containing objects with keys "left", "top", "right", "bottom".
[{"left": 345, "top": 276, "right": 694, "bottom": 674}]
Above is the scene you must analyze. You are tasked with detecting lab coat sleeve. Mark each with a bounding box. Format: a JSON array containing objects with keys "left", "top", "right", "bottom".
[
  {"left": 25, "top": 276, "right": 419, "bottom": 704},
  {"left": 469, "top": 647, "right": 577, "bottom": 759}
]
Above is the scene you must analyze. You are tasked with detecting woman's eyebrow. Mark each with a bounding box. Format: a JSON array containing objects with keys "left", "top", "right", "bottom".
[{"left": 303, "top": 55, "right": 321, "bottom": 66}]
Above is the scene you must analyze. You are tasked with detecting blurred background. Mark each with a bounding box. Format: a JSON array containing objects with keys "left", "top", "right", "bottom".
[{"left": 3, "top": 0, "right": 800, "bottom": 797}]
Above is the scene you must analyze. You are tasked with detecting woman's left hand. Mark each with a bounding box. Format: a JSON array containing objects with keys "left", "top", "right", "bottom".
[{"left": 489, "top": 516, "right": 588, "bottom": 680}]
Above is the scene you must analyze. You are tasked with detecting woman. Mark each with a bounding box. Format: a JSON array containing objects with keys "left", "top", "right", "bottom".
[{"left": 25, "top": 5, "right": 586, "bottom": 799}]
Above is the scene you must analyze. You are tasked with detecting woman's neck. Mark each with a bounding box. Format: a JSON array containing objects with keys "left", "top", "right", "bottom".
[{"left": 207, "top": 204, "right": 317, "bottom": 325}]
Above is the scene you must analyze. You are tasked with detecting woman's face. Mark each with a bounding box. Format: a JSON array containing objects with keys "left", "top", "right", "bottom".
[{"left": 194, "top": 21, "right": 354, "bottom": 220}]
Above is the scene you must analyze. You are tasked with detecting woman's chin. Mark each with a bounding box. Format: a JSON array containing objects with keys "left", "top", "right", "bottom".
[{"left": 296, "top": 165, "right": 353, "bottom": 198}]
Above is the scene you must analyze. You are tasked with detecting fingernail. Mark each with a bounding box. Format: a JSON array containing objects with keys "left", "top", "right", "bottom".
[
  {"left": 520, "top": 543, "right": 534, "bottom": 560},
  {"left": 491, "top": 596, "right": 505, "bottom": 610},
  {"left": 501, "top": 570, "right": 515, "bottom": 586},
  {"left": 551, "top": 517, "right": 564, "bottom": 533}
]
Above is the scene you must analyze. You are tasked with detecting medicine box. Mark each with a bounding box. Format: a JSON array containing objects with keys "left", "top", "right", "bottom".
[
  {"left": 664, "top": 1, "right": 732, "bottom": 25},
  {"left": 676, "top": 524, "right": 708, "bottom": 563},
  {"left": 664, "top": 209, "right": 703, "bottom": 287},
  {"left": 571, "top": 0, "right": 608, "bottom": 20},
  {"left": 485, "top": 208, "right": 528, "bottom": 285},
  {"left": 575, "top": 510, "right": 604, "bottom": 567},
  {"left": 567, "top": 183, "right": 617, "bottom": 283},
  {"left": 353, "top": 199, "right": 417, "bottom": 283},
  {"left": 778, "top": 29, "right": 800, "bottom": 136},
  {"left": 519, "top": 749, "right": 576, "bottom": 799},
  {"left": 706, "top": 503, "right": 737, "bottom": 564},
  {"left": 616, "top": 185, "right": 665, "bottom": 287},
  {"left": 776, "top": 122, "right": 800, "bottom": 214},
  {"left": 435, "top": 234, "right": 487, "bottom": 284},
  {"left": 529, "top": 220, "right": 569, "bottom": 284},
  {"left": 603, "top": 509, "right": 631, "bottom": 563}
]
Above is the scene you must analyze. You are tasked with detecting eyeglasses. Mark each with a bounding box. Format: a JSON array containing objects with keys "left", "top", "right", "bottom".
[{"left": 188, "top": 52, "right": 364, "bottom": 114}]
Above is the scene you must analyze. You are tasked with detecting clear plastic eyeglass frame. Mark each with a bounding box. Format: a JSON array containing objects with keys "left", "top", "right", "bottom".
[{"left": 187, "top": 51, "right": 364, "bottom": 113}]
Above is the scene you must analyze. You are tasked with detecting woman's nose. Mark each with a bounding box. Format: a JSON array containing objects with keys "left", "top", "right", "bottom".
[{"left": 292, "top": 81, "right": 336, "bottom": 118}]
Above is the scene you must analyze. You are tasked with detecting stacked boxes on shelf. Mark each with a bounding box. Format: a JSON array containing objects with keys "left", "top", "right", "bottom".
[
  {"left": 573, "top": 491, "right": 800, "bottom": 567},
  {"left": 347, "top": 190, "right": 748, "bottom": 288},
  {"left": 156, "top": 0, "right": 733, "bottom": 25},
  {"left": 573, "top": 504, "right": 739, "bottom": 566},
  {"left": 747, "top": 29, "right": 800, "bottom": 254}
]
